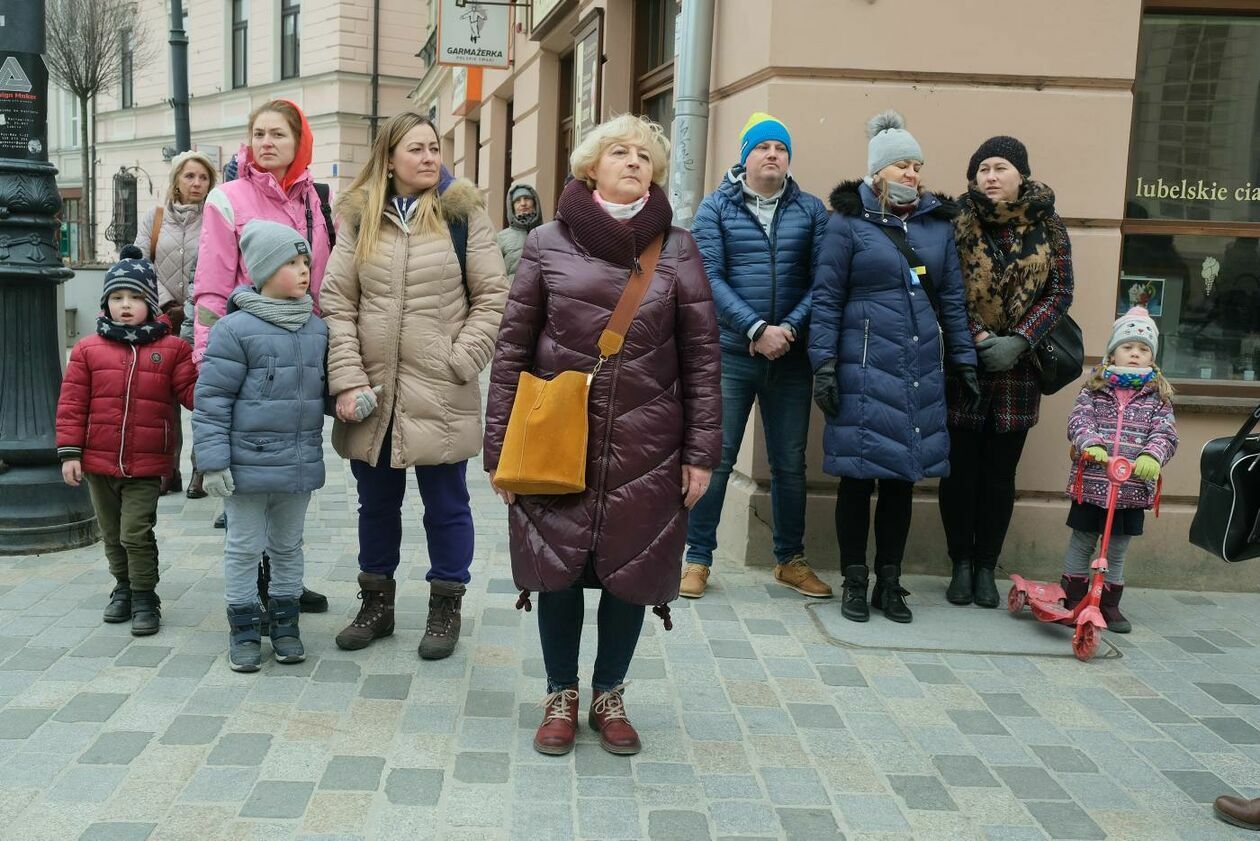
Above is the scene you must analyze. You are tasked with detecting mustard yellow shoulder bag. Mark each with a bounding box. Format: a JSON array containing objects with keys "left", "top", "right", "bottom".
[{"left": 494, "top": 235, "right": 664, "bottom": 495}]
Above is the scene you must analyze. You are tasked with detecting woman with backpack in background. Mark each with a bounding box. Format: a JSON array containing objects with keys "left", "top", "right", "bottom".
[
  {"left": 320, "top": 112, "right": 507, "bottom": 662},
  {"left": 135, "top": 150, "right": 216, "bottom": 497}
]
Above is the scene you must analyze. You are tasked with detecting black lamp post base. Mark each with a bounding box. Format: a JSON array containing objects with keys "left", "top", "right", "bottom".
[{"left": 0, "top": 464, "right": 99, "bottom": 555}]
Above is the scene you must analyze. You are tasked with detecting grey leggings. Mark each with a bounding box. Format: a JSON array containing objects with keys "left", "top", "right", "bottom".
[{"left": 1063, "top": 529, "right": 1130, "bottom": 585}]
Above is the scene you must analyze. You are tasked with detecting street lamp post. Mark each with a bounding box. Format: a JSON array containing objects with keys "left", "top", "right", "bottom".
[{"left": 0, "top": 0, "right": 99, "bottom": 553}]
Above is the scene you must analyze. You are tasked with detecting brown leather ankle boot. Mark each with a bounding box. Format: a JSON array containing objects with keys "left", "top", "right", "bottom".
[
  {"left": 533, "top": 686, "right": 579, "bottom": 755},
  {"left": 588, "top": 685, "right": 641, "bottom": 755},
  {"left": 334, "top": 572, "right": 396, "bottom": 650}
]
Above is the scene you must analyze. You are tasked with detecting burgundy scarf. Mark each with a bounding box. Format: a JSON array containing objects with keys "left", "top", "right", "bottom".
[{"left": 555, "top": 180, "right": 673, "bottom": 268}]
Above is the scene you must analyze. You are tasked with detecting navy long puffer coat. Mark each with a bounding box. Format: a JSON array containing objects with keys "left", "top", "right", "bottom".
[
  {"left": 691, "top": 168, "right": 828, "bottom": 354},
  {"left": 808, "top": 181, "right": 976, "bottom": 481}
]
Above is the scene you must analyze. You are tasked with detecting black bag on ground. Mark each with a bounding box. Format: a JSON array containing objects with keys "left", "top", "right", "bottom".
[
  {"left": 1189, "top": 403, "right": 1260, "bottom": 562},
  {"left": 1034, "top": 314, "right": 1084, "bottom": 395}
]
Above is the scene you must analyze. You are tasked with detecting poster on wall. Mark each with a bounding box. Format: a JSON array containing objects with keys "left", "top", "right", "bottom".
[
  {"left": 0, "top": 53, "right": 48, "bottom": 160},
  {"left": 437, "top": 0, "right": 511, "bottom": 69},
  {"left": 1119, "top": 274, "right": 1165, "bottom": 318},
  {"left": 572, "top": 9, "right": 603, "bottom": 148}
]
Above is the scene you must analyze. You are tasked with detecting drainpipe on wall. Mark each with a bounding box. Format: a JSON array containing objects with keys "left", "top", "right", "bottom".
[
  {"left": 370, "top": 0, "right": 382, "bottom": 142},
  {"left": 668, "top": 0, "right": 715, "bottom": 227}
]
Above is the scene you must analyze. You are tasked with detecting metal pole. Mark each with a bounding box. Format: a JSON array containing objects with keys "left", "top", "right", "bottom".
[
  {"left": 668, "top": 0, "right": 715, "bottom": 227},
  {"left": 370, "top": 0, "right": 381, "bottom": 143},
  {"left": 169, "top": 0, "right": 191, "bottom": 153},
  {"left": 0, "top": 0, "right": 99, "bottom": 553}
]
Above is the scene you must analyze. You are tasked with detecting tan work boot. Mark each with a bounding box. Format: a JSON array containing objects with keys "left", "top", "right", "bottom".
[
  {"left": 679, "top": 563, "right": 710, "bottom": 599},
  {"left": 774, "top": 556, "right": 833, "bottom": 598}
]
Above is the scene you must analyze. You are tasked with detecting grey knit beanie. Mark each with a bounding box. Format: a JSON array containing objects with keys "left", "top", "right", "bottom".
[
  {"left": 240, "top": 220, "right": 310, "bottom": 290},
  {"left": 866, "top": 110, "right": 923, "bottom": 177}
]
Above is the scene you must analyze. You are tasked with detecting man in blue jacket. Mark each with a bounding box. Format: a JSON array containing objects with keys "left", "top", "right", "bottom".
[{"left": 682, "top": 113, "right": 831, "bottom": 599}]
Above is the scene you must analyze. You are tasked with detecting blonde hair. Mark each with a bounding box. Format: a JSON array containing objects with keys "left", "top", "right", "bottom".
[
  {"left": 1086, "top": 362, "right": 1175, "bottom": 403},
  {"left": 338, "top": 112, "right": 447, "bottom": 263},
  {"left": 569, "top": 113, "right": 670, "bottom": 189},
  {"left": 167, "top": 151, "right": 217, "bottom": 204}
]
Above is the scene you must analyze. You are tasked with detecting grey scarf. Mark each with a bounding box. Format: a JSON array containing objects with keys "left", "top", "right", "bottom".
[{"left": 230, "top": 288, "right": 313, "bottom": 332}]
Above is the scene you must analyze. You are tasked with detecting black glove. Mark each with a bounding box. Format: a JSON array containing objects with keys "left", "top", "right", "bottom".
[
  {"left": 976, "top": 334, "right": 1029, "bottom": 373},
  {"left": 813, "top": 360, "right": 839, "bottom": 419},
  {"left": 954, "top": 364, "right": 983, "bottom": 414}
]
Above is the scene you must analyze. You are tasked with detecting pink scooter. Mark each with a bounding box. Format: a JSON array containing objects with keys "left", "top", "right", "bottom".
[{"left": 1007, "top": 452, "right": 1156, "bottom": 661}]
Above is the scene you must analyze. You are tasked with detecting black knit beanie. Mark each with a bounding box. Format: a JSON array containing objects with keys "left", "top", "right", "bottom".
[{"left": 967, "top": 136, "right": 1030, "bottom": 182}]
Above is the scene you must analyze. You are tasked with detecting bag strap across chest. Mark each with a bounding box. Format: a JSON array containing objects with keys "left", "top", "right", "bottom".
[
  {"left": 597, "top": 234, "right": 664, "bottom": 360},
  {"left": 877, "top": 223, "right": 941, "bottom": 315},
  {"left": 149, "top": 206, "right": 164, "bottom": 262}
]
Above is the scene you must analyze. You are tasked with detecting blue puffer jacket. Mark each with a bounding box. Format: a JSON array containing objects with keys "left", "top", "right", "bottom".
[
  {"left": 808, "top": 181, "right": 976, "bottom": 481},
  {"left": 691, "top": 168, "right": 829, "bottom": 354},
  {"left": 192, "top": 288, "right": 329, "bottom": 494}
]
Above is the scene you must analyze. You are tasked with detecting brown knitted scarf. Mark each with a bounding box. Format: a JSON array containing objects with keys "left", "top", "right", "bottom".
[
  {"left": 555, "top": 180, "right": 673, "bottom": 268},
  {"left": 954, "top": 180, "right": 1064, "bottom": 334}
]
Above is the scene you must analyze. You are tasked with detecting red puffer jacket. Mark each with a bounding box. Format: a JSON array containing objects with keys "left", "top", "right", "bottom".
[{"left": 56, "top": 334, "right": 198, "bottom": 478}]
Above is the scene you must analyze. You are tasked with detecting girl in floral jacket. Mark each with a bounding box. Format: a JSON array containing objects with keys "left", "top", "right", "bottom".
[{"left": 1062, "top": 306, "right": 1177, "bottom": 633}]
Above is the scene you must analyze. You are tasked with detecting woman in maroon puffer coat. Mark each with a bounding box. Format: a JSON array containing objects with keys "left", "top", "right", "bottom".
[{"left": 484, "top": 114, "right": 722, "bottom": 758}]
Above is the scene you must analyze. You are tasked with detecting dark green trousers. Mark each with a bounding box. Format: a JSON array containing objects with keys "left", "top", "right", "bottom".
[{"left": 84, "top": 473, "right": 162, "bottom": 591}]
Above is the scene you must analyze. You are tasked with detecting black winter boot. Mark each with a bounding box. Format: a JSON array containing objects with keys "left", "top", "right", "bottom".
[
  {"left": 130, "top": 590, "right": 161, "bottom": 636},
  {"left": 103, "top": 583, "right": 131, "bottom": 623},
  {"left": 840, "top": 565, "right": 870, "bottom": 623},
  {"left": 972, "top": 561, "right": 999, "bottom": 609},
  {"left": 946, "top": 560, "right": 973, "bottom": 605},
  {"left": 267, "top": 597, "right": 305, "bottom": 662},
  {"left": 1061, "top": 574, "right": 1089, "bottom": 611},
  {"left": 419, "top": 580, "right": 465, "bottom": 660},
  {"left": 873, "top": 565, "right": 913, "bottom": 623},
  {"left": 226, "top": 602, "right": 263, "bottom": 672},
  {"left": 1099, "top": 583, "right": 1131, "bottom": 633}
]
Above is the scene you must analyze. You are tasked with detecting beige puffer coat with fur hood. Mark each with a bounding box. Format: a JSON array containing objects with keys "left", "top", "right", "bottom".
[{"left": 321, "top": 177, "right": 508, "bottom": 467}]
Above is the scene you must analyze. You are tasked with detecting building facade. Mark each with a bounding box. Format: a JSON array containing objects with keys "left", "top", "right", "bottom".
[{"left": 416, "top": 0, "right": 1260, "bottom": 590}]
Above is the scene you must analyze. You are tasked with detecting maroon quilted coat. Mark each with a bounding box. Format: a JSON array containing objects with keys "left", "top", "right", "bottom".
[
  {"left": 56, "top": 334, "right": 197, "bottom": 478},
  {"left": 484, "top": 185, "right": 722, "bottom": 607}
]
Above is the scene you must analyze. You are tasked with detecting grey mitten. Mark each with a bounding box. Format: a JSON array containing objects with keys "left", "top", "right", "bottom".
[
  {"left": 203, "top": 469, "right": 235, "bottom": 498},
  {"left": 976, "top": 335, "right": 1029, "bottom": 373},
  {"left": 353, "top": 385, "right": 384, "bottom": 422}
]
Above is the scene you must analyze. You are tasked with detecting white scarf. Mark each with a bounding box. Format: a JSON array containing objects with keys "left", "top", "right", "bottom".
[{"left": 594, "top": 190, "right": 649, "bottom": 221}]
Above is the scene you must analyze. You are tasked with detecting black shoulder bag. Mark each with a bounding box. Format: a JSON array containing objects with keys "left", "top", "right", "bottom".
[{"left": 1190, "top": 403, "right": 1260, "bottom": 563}]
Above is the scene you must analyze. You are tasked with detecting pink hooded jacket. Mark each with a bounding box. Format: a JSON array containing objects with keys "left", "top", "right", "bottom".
[{"left": 192, "top": 108, "right": 331, "bottom": 362}]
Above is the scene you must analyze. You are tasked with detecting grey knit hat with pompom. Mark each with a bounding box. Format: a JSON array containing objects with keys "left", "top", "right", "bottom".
[{"left": 866, "top": 110, "right": 923, "bottom": 177}]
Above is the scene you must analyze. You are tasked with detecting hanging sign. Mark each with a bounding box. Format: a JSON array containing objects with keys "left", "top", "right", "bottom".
[
  {"left": 438, "top": 0, "right": 511, "bottom": 69},
  {"left": 0, "top": 53, "right": 48, "bottom": 160},
  {"left": 572, "top": 10, "right": 603, "bottom": 147}
]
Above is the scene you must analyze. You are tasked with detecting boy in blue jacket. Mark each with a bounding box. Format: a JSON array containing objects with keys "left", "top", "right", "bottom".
[{"left": 193, "top": 220, "right": 333, "bottom": 672}]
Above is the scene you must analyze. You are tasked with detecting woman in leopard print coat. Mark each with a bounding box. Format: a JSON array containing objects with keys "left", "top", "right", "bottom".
[{"left": 938, "top": 136, "right": 1073, "bottom": 609}]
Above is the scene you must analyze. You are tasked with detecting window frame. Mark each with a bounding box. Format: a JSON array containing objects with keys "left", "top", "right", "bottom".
[
  {"left": 120, "top": 28, "right": 134, "bottom": 109},
  {"left": 232, "top": 0, "right": 249, "bottom": 89},
  {"left": 632, "top": 0, "right": 676, "bottom": 127},
  {"left": 1122, "top": 2, "right": 1260, "bottom": 396},
  {"left": 281, "top": 0, "right": 301, "bottom": 80}
]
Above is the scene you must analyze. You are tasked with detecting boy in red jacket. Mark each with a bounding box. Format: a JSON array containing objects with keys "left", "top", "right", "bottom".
[{"left": 56, "top": 245, "right": 198, "bottom": 635}]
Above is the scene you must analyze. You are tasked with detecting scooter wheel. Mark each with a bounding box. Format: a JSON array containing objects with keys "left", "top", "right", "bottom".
[
  {"left": 1072, "top": 623, "right": 1099, "bottom": 661},
  {"left": 1007, "top": 586, "right": 1026, "bottom": 614}
]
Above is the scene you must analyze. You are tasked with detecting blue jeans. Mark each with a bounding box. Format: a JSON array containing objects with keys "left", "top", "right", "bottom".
[
  {"left": 350, "top": 423, "right": 475, "bottom": 583},
  {"left": 223, "top": 492, "right": 310, "bottom": 604},
  {"left": 685, "top": 349, "right": 812, "bottom": 566},
  {"left": 537, "top": 585, "right": 645, "bottom": 693}
]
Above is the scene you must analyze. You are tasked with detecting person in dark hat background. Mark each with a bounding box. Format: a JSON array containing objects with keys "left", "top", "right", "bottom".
[{"left": 938, "top": 135, "right": 1075, "bottom": 608}]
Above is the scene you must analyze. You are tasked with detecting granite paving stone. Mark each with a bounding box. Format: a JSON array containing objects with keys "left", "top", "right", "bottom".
[{"left": 0, "top": 418, "right": 1252, "bottom": 840}]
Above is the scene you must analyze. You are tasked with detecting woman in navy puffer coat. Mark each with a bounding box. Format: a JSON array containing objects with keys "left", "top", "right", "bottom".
[{"left": 809, "top": 111, "right": 980, "bottom": 625}]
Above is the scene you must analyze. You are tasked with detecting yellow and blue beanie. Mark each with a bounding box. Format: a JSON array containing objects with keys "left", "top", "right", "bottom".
[{"left": 739, "top": 112, "right": 792, "bottom": 167}]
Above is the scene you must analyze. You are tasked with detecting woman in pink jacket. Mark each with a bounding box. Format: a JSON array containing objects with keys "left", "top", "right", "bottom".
[
  {"left": 193, "top": 99, "right": 332, "bottom": 363},
  {"left": 192, "top": 97, "right": 332, "bottom": 613}
]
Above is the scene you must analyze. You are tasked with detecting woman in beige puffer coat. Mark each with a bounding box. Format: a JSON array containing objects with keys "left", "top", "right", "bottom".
[
  {"left": 134, "top": 150, "right": 217, "bottom": 497},
  {"left": 321, "top": 112, "right": 508, "bottom": 662}
]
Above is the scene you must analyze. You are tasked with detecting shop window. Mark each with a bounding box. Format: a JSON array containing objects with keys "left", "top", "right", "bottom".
[
  {"left": 634, "top": 0, "right": 676, "bottom": 139},
  {"left": 1122, "top": 12, "right": 1260, "bottom": 389},
  {"left": 281, "top": 0, "right": 301, "bottom": 80}
]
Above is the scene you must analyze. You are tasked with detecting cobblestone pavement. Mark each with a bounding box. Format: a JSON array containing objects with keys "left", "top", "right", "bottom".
[{"left": 1, "top": 429, "right": 1258, "bottom": 841}]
